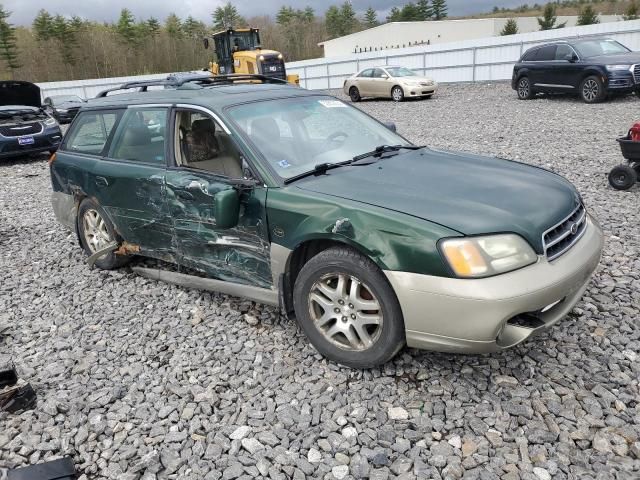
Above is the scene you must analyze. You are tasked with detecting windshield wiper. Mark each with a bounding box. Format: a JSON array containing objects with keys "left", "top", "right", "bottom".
[
  {"left": 351, "top": 144, "right": 423, "bottom": 163},
  {"left": 283, "top": 145, "right": 424, "bottom": 185}
]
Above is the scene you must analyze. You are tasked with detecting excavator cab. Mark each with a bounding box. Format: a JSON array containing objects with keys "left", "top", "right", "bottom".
[{"left": 204, "top": 28, "right": 299, "bottom": 85}]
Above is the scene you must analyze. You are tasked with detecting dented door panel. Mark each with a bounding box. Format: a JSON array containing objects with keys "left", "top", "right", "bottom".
[{"left": 165, "top": 169, "right": 272, "bottom": 288}]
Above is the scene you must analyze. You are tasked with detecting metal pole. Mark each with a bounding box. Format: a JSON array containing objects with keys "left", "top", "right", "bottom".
[
  {"left": 303, "top": 66, "right": 308, "bottom": 89},
  {"left": 472, "top": 47, "right": 477, "bottom": 82},
  {"left": 326, "top": 63, "right": 330, "bottom": 90}
]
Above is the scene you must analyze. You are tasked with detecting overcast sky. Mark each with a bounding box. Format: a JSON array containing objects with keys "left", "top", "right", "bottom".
[{"left": 5, "top": 1, "right": 527, "bottom": 26}]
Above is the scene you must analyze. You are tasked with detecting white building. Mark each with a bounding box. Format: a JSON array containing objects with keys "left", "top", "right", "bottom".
[{"left": 319, "top": 16, "right": 623, "bottom": 58}]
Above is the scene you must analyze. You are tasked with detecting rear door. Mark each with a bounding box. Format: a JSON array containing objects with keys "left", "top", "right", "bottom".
[
  {"left": 355, "top": 69, "right": 375, "bottom": 96},
  {"left": 92, "top": 105, "right": 172, "bottom": 252}
]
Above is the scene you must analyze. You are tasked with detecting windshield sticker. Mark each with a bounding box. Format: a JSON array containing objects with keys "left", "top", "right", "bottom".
[
  {"left": 318, "top": 100, "right": 347, "bottom": 108},
  {"left": 278, "top": 159, "right": 291, "bottom": 168}
]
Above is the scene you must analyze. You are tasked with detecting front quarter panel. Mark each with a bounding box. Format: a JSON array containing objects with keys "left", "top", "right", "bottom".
[{"left": 267, "top": 187, "right": 460, "bottom": 277}]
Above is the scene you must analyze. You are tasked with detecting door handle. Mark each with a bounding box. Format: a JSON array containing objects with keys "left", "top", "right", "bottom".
[{"left": 95, "top": 176, "right": 109, "bottom": 187}]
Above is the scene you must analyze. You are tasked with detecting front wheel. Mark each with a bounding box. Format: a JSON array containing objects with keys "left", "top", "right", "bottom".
[
  {"left": 391, "top": 86, "right": 404, "bottom": 102},
  {"left": 293, "top": 247, "right": 405, "bottom": 368},
  {"left": 580, "top": 76, "right": 605, "bottom": 103},
  {"left": 608, "top": 164, "right": 637, "bottom": 190},
  {"left": 516, "top": 77, "right": 534, "bottom": 100},
  {"left": 349, "top": 86, "right": 361, "bottom": 102},
  {"left": 77, "top": 198, "right": 130, "bottom": 269}
]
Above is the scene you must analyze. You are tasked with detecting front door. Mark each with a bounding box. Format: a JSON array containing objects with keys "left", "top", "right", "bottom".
[
  {"left": 165, "top": 107, "right": 272, "bottom": 288},
  {"left": 92, "top": 106, "right": 172, "bottom": 252},
  {"left": 549, "top": 44, "right": 582, "bottom": 90},
  {"left": 371, "top": 68, "right": 390, "bottom": 96}
]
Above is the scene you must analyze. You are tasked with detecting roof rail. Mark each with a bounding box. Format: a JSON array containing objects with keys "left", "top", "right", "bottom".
[
  {"left": 174, "top": 74, "right": 289, "bottom": 87},
  {"left": 96, "top": 79, "right": 173, "bottom": 98}
]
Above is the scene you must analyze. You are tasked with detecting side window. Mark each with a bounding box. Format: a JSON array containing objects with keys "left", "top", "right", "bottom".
[
  {"left": 109, "top": 108, "right": 167, "bottom": 165},
  {"left": 358, "top": 69, "right": 373, "bottom": 78},
  {"left": 64, "top": 110, "right": 120, "bottom": 155},
  {"left": 535, "top": 45, "right": 557, "bottom": 61},
  {"left": 521, "top": 49, "right": 537, "bottom": 61},
  {"left": 372, "top": 68, "right": 386, "bottom": 78},
  {"left": 555, "top": 44, "right": 573, "bottom": 60},
  {"left": 175, "top": 110, "right": 243, "bottom": 178}
]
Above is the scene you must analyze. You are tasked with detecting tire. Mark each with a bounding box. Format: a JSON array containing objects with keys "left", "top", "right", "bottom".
[
  {"left": 391, "top": 86, "right": 404, "bottom": 102},
  {"left": 580, "top": 75, "right": 605, "bottom": 104},
  {"left": 293, "top": 246, "right": 405, "bottom": 368},
  {"left": 516, "top": 76, "right": 534, "bottom": 100},
  {"left": 77, "top": 198, "right": 129, "bottom": 269},
  {"left": 608, "top": 164, "right": 637, "bottom": 190},
  {"left": 349, "top": 86, "right": 361, "bottom": 102}
]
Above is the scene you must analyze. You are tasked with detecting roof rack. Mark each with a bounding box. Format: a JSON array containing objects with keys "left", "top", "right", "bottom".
[
  {"left": 96, "top": 74, "right": 288, "bottom": 98},
  {"left": 172, "top": 73, "right": 289, "bottom": 87},
  {"left": 96, "top": 80, "right": 173, "bottom": 98}
]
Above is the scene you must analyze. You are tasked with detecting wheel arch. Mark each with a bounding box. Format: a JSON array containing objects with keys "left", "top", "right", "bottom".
[{"left": 578, "top": 68, "right": 606, "bottom": 87}]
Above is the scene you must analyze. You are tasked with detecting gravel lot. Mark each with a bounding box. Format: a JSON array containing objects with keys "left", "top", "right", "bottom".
[{"left": 1, "top": 82, "right": 639, "bottom": 480}]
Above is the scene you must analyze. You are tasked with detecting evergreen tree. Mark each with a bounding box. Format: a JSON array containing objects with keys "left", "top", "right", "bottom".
[
  {"left": 537, "top": 4, "right": 566, "bottom": 30},
  {"left": 302, "top": 7, "right": 315, "bottom": 22},
  {"left": 146, "top": 17, "right": 161, "bottom": 36},
  {"left": 387, "top": 6, "right": 402, "bottom": 22},
  {"left": 213, "top": 2, "right": 246, "bottom": 30},
  {"left": 339, "top": 1, "right": 357, "bottom": 34},
  {"left": 431, "top": 0, "right": 448, "bottom": 20},
  {"left": 326, "top": 2, "right": 357, "bottom": 38},
  {"left": 364, "top": 7, "right": 378, "bottom": 28},
  {"left": 165, "top": 13, "right": 182, "bottom": 39},
  {"left": 500, "top": 18, "right": 519, "bottom": 35},
  {"left": 183, "top": 16, "right": 206, "bottom": 38},
  {"left": 277, "top": 6, "right": 296, "bottom": 26},
  {"left": 52, "top": 14, "right": 78, "bottom": 65},
  {"left": 577, "top": 5, "right": 599, "bottom": 26},
  {"left": 116, "top": 8, "right": 139, "bottom": 44},
  {"left": 0, "top": 4, "right": 19, "bottom": 75},
  {"left": 33, "top": 9, "right": 54, "bottom": 41},
  {"left": 623, "top": 1, "right": 639, "bottom": 20},
  {"left": 400, "top": 3, "right": 423, "bottom": 21},
  {"left": 417, "top": 0, "right": 433, "bottom": 20}
]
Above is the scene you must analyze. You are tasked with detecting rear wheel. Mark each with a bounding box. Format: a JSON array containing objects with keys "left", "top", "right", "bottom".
[
  {"left": 516, "top": 77, "right": 534, "bottom": 100},
  {"left": 349, "top": 86, "right": 361, "bottom": 102},
  {"left": 293, "top": 247, "right": 405, "bottom": 368},
  {"left": 580, "top": 76, "right": 605, "bottom": 103},
  {"left": 391, "top": 86, "right": 404, "bottom": 102},
  {"left": 608, "top": 164, "right": 637, "bottom": 190},
  {"left": 77, "top": 198, "right": 129, "bottom": 269}
]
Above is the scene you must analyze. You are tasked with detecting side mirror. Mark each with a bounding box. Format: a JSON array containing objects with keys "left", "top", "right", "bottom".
[
  {"left": 383, "top": 122, "right": 397, "bottom": 132},
  {"left": 564, "top": 53, "right": 577, "bottom": 63},
  {"left": 214, "top": 188, "right": 240, "bottom": 229},
  {"left": 380, "top": 74, "right": 388, "bottom": 79}
]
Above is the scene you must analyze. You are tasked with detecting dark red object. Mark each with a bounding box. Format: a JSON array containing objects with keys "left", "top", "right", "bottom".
[{"left": 629, "top": 122, "right": 640, "bottom": 142}]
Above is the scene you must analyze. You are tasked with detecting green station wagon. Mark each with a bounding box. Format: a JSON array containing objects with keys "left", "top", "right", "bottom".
[{"left": 50, "top": 76, "right": 604, "bottom": 367}]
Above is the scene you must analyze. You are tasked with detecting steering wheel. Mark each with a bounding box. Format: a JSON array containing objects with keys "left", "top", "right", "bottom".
[{"left": 323, "top": 131, "right": 349, "bottom": 150}]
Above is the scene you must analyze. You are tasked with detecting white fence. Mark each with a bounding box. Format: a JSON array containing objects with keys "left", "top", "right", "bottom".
[
  {"left": 37, "top": 19, "right": 640, "bottom": 99},
  {"left": 286, "top": 19, "right": 640, "bottom": 90}
]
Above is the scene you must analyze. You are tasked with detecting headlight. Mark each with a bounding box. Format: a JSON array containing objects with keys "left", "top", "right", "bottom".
[
  {"left": 44, "top": 117, "right": 57, "bottom": 126},
  {"left": 57, "top": 108, "right": 68, "bottom": 113},
  {"left": 440, "top": 234, "right": 537, "bottom": 278},
  {"left": 277, "top": 53, "right": 283, "bottom": 60},
  {"left": 259, "top": 55, "right": 265, "bottom": 61},
  {"left": 606, "top": 64, "right": 631, "bottom": 71}
]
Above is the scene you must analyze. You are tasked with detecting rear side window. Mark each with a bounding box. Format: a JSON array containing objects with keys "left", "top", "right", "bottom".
[
  {"left": 521, "top": 49, "right": 538, "bottom": 61},
  {"left": 64, "top": 111, "right": 120, "bottom": 155},
  {"left": 108, "top": 107, "right": 168, "bottom": 165},
  {"left": 358, "top": 69, "right": 374, "bottom": 78},
  {"left": 535, "top": 45, "right": 557, "bottom": 61}
]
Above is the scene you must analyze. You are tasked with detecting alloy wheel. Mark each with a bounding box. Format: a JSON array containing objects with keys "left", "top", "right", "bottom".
[
  {"left": 308, "top": 273, "right": 383, "bottom": 351},
  {"left": 82, "top": 209, "right": 113, "bottom": 254},
  {"left": 518, "top": 78, "right": 530, "bottom": 98},
  {"left": 392, "top": 88, "right": 403, "bottom": 102},
  {"left": 582, "top": 79, "right": 599, "bottom": 102}
]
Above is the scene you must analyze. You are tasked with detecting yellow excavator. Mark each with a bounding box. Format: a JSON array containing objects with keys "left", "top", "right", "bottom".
[{"left": 204, "top": 28, "right": 299, "bottom": 86}]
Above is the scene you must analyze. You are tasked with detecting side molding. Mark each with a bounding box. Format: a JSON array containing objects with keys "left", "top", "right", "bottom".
[{"left": 133, "top": 267, "right": 279, "bottom": 306}]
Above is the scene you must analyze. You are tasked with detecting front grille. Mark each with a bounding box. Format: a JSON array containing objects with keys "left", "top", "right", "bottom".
[
  {"left": 260, "top": 60, "right": 286, "bottom": 80},
  {"left": 542, "top": 203, "right": 587, "bottom": 261},
  {"left": 633, "top": 64, "right": 640, "bottom": 84},
  {"left": 0, "top": 122, "right": 43, "bottom": 137}
]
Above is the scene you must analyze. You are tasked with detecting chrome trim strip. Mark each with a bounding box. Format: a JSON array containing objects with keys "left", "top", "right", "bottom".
[
  {"left": 547, "top": 220, "right": 587, "bottom": 262},
  {"left": 176, "top": 104, "right": 231, "bottom": 134},
  {"left": 545, "top": 207, "right": 587, "bottom": 249},
  {"left": 534, "top": 83, "right": 575, "bottom": 89}
]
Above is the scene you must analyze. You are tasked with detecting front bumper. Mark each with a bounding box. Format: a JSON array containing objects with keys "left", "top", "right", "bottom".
[
  {"left": 401, "top": 83, "right": 437, "bottom": 97},
  {"left": 0, "top": 128, "right": 62, "bottom": 159},
  {"left": 385, "top": 215, "right": 604, "bottom": 354},
  {"left": 605, "top": 71, "right": 637, "bottom": 92}
]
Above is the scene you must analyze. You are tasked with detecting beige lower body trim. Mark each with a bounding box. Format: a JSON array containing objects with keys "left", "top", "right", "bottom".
[
  {"left": 51, "top": 191, "right": 76, "bottom": 232},
  {"left": 385, "top": 216, "right": 604, "bottom": 353}
]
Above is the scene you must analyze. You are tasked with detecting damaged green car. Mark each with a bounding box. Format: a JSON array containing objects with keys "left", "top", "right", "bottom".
[{"left": 51, "top": 76, "right": 603, "bottom": 368}]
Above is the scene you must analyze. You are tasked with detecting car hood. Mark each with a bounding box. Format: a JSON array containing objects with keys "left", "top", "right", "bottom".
[
  {"left": 0, "top": 81, "right": 41, "bottom": 108},
  {"left": 585, "top": 52, "right": 640, "bottom": 65},
  {"left": 295, "top": 148, "right": 580, "bottom": 253}
]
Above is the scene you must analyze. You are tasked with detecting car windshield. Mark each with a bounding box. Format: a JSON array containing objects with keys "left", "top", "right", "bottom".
[
  {"left": 572, "top": 39, "right": 630, "bottom": 58},
  {"left": 51, "top": 95, "right": 84, "bottom": 104},
  {"left": 228, "top": 96, "right": 410, "bottom": 180},
  {"left": 386, "top": 67, "right": 418, "bottom": 77}
]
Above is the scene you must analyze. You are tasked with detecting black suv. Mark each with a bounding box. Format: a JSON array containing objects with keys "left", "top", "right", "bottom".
[{"left": 512, "top": 38, "right": 640, "bottom": 103}]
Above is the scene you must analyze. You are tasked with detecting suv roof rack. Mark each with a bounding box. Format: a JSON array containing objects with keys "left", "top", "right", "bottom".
[{"left": 96, "top": 74, "right": 288, "bottom": 97}]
